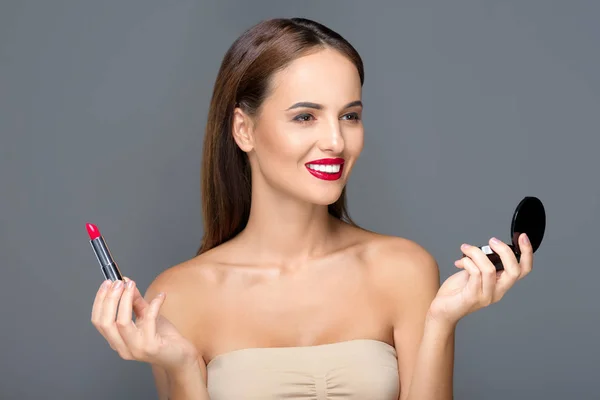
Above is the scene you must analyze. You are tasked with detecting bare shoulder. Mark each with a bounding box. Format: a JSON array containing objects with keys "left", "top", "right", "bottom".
[
  {"left": 348, "top": 228, "right": 440, "bottom": 304},
  {"left": 370, "top": 234, "right": 438, "bottom": 281},
  {"left": 340, "top": 223, "right": 438, "bottom": 277},
  {"left": 144, "top": 254, "right": 215, "bottom": 301},
  {"left": 143, "top": 251, "right": 225, "bottom": 345},
  {"left": 350, "top": 230, "right": 442, "bottom": 332}
]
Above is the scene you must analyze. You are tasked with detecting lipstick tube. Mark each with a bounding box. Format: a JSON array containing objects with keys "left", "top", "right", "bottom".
[{"left": 87, "top": 223, "right": 123, "bottom": 281}]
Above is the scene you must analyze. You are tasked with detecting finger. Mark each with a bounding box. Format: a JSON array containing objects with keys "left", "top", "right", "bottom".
[
  {"left": 454, "top": 259, "right": 465, "bottom": 269},
  {"left": 517, "top": 233, "right": 534, "bottom": 278},
  {"left": 116, "top": 280, "right": 138, "bottom": 341},
  {"left": 489, "top": 237, "right": 521, "bottom": 295},
  {"left": 460, "top": 256, "right": 482, "bottom": 297},
  {"left": 91, "top": 280, "right": 112, "bottom": 326},
  {"left": 121, "top": 276, "right": 148, "bottom": 318},
  {"left": 118, "top": 276, "right": 148, "bottom": 318},
  {"left": 99, "top": 280, "right": 133, "bottom": 359},
  {"left": 489, "top": 237, "right": 521, "bottom": 279},
  {"left": 461, "top": 244, "right": 497, "bottom": 302},
  {"left": 142, "top": 292, "right": 166, "bottom": 339},
  {"left": 131, "top": 287, "right": 147, "bottom": 319},
  {"left": 461, "top": 243, "right": 496, "bottom": 269}
]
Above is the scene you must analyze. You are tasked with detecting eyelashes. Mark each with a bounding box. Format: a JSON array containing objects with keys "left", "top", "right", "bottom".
[
  {"left": 292, "top": 112, "right": 361, "bottom": 125},
  {"left": 341, "top": 112, "right": 362, "bottom": 122},
  {"left": 293, "top": 113, "right": 314, "bottom": 123}
]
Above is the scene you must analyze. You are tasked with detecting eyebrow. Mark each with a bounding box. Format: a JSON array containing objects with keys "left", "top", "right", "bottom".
[{"left": 285, "top": 100, "right": 363, "bottom": 111}]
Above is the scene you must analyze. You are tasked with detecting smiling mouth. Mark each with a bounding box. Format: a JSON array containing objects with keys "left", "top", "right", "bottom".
[
  {"left": 306, "top": 164, "right": 342, "bottom": 173},
  {"left": 305, "top": 162, "right": 344, "bottom": 181}
]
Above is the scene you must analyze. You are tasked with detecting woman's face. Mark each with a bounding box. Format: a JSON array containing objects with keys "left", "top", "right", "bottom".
[{"left": 238, "top": 48, "right": 364, "bottom": 206}]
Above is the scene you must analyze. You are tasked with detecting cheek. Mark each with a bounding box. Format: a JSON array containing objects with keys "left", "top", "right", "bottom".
[
  {"left": 254, "top": 125, "right": 308, "bottom": 169},
  {"left": 344, "top": 128, "right": 364, "bottom": 156}
]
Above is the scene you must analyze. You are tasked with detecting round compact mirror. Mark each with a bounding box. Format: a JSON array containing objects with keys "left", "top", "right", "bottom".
[
  {"left": 470, "top": 196, "right": 546, "bottom": 271},
  {"left": 510, "top": 196, "right": 546, "bottom": 254}
]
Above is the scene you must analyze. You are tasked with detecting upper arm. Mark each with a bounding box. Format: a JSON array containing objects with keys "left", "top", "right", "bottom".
[
  {"left": 377, "top": 239, "right": 441, "bottom": 400},
  {"left": 144, "top": 268, "right": 209, "bottom": 399}
]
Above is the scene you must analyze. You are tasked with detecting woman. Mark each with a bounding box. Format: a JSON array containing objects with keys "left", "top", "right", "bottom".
[{"left": 91, "top": 17, "right": 534, "bottom": 400}]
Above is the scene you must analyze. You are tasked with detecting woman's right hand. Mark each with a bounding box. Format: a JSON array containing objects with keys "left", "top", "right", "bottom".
[{"left": 91, "top": 278, "right": 199, "bottom": 373}]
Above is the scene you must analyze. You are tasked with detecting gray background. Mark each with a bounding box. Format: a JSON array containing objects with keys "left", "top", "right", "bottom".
[{"left": 1, "top": 0, "right": 598, "bottom": 399}]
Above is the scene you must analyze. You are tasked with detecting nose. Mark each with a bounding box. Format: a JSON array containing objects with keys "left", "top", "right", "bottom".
[{"left": 317, "top": 119, "right": 345, "bottom": 154}]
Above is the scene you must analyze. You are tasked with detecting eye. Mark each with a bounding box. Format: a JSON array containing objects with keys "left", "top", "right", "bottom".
[
  {"left": 293, "top": 113, "right": 315, "bottom": 123},
  {"left": 341, "top": 112, "right": 361, "bottom": 122}
]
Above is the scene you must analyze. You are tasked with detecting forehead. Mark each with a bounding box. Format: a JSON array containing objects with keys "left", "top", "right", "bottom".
[{"left": 266, "top": 48, "right": 362, "bottom": 108}]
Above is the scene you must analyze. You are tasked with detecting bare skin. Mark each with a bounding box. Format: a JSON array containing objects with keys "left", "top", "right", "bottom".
[{"left": 146, "top": 218, "right": 439, "bottom": 396}]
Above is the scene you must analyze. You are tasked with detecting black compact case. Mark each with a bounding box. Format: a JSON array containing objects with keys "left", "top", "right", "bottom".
[{"left": 465, "top": 196, "right": 546, "bottom": 271}]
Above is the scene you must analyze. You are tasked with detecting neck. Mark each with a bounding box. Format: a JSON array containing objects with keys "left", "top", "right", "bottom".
[{"left": 237, "top": 184, "right": 338, "bottom": 266}]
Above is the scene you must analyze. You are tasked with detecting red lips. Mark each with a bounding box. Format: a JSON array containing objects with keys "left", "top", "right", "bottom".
[
  {"left": 305, "top": 157, "right": 345, "bottom": 165},
  {"left": 305, "top": 158, "right": 345, "bottom": 181}
]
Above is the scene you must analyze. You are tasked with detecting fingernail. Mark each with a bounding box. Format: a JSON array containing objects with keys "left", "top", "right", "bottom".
[
  {"left": 461, "top": 243, "right": 469, "bottom": 250},
  {"left": 127, "top": 280, "right": 134, "bottom": 289},
  {"left": 113, "top": 280, "right": 123, "bottom": 290},
  {"left": 490, "top": 237, "right": 500, "bottom": 244},
  {"left": 522, "top": 233, "right": 530, "bottom": 245},
  {"left": 101, "top": 280, "right": 111, "bottom": 289}
]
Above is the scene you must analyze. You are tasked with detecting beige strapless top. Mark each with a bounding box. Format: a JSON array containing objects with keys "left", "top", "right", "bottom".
[{"left": 207, "top": 339, "right": 400, "bottom": 399}]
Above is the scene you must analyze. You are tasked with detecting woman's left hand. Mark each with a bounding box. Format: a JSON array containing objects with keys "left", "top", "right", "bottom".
[{"left": 427, "top": 233, "right": 534, "bottom": 327}]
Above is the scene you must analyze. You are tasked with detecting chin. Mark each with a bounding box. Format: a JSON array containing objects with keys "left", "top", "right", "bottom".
[{"left": 302, "top": 186, "right": 345, "bottom": 206}]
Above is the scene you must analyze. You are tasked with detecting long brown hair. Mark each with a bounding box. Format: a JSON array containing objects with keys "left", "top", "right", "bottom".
[{"left": 197, "top": 17, "right": 365, "bottom": 255}]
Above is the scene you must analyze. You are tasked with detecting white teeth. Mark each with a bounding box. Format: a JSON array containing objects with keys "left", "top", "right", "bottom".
[{"left": 307, "top": 164, "right": 341, "bottom": 173}]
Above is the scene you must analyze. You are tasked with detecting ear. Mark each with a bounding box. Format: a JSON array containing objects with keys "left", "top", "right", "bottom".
[{"left": 232, "top": 107, "right": 254, "bottom": 152}]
